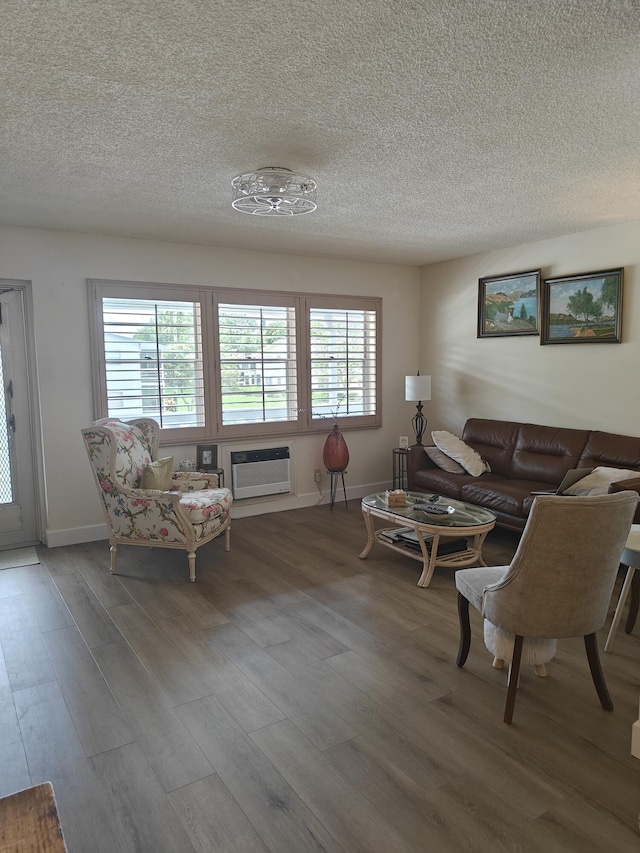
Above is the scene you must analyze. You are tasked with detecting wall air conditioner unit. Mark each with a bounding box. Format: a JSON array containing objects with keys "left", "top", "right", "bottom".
[{"left": 230, "top": 447, "right": 291, "bottom": 499}]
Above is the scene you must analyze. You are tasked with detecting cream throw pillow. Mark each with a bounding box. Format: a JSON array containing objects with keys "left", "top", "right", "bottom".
[
  {"left": 140, "top": 456, "right": 174, "bottom": 490},
  {"left": 431, "top": 431, "right": 488, "bottom": 477},
  {"left": 562, "top": 466, "right": 639, "bottom": 496},
  {"left": 425, "top": 446, "right": 466, "bottom": 474}
]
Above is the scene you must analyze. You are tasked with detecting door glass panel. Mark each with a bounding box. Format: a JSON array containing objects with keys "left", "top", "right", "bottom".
[{"left": 0, "top": 338, "right": 12, "bottom": 504}]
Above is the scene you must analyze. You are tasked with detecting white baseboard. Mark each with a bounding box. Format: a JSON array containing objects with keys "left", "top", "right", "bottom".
[
  {"left": 44, "top": 482, "right": 391, "bottom": 546},
  {"left": 230, "top": 482, "right": 388, "bottom": 517},
  {"left": 45, "top": 523, "right": 108, "bottom": 548}
]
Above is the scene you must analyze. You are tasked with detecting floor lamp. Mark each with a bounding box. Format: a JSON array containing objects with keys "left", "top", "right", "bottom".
[{"left": 405, "top": 374, "right": 431, "bottom": 445}]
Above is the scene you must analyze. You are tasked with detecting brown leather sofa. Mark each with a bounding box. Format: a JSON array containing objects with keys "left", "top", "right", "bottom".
[{"left": 407, "top": 418, "right": 640, "bottom": 532}]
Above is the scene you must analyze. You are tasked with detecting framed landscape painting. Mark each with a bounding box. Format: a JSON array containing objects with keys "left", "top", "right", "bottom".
[
  {"left": 541, "top": 268, "right": 623, "bottom": 345},
  {"left": 477, "top": 270, "right": 540, "bottom": 338}
]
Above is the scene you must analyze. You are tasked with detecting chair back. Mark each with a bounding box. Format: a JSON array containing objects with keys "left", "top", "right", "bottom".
[
  {"left": 81, "top": 416, "right": 160, "bottom": 512},
  {"left": 482, "top": 492, "right": 638, "bottom": 638}
]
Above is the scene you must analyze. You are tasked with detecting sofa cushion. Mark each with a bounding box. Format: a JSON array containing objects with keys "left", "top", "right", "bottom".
[
  {"left": 462, "top": 419, "right": 521, "bottom": 478},
  {"left": 413, "top": 468, "right": 476, "bottom": 499},
  {"left": 432, "top": 431, "right": 489, "bottom": 476},
  {"left": 179, "top": 489, "right": 232, "bottom": 524},
  {"left": 509, "top": 423, "right": 590, "bottom": 484},
  {"left": 461, "top": 479, "right": 549, "bottom": 518},
  {"left": 425, "top": 446, "right": 466, "bottom": 474},
  {"left": 578, "top": 430, "right": 640, "bottom": 470}
]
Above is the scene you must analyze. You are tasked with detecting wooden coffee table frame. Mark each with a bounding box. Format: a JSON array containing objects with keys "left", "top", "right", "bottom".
[{"left": 359, "top": 498, "right": 496, "bottom": 588}]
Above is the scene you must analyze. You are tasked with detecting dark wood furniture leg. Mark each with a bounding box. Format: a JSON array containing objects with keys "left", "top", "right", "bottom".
[
  {"left": 504, "top": 634, "right": 524, "bottom": 724},
  {"left": 584, "top": 632, "right": 614, "bottom": 711},
  {"left": 456, "top": 592, "right": 471, "bottom": 667}
]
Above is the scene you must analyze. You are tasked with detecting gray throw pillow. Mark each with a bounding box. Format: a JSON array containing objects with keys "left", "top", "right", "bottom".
[
  {"left": 425, "top": 445, "right": 466, "bottom": 474},
  {"left": 431, "top": 430, "right": 491, "bottom": 477},
  {"left": 563, "top": 466, "right": 640, "bottom": 496}
]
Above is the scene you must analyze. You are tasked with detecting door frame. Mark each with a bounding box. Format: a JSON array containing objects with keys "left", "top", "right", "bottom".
[{"left": 0, "top": 280, "right": 44, "bottom": 547}]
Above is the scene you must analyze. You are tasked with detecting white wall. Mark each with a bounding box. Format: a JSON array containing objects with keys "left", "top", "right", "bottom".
[
  {"left": 0, "top": 225, "right": 421, "bottom": 545},
  {"left": 11, "top": 217, "right": 636, "bottom": 545},
  {"left": 420, "top": 219, "right": 640, "bottom": 436}
]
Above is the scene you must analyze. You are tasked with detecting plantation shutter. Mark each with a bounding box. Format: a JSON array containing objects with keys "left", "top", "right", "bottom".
[
  {"left": 90, "top": 281, "right": 380, "bottom": 440},
  {"left": 309, "top": 303, "right": 378, "bottom": 422},
  {"left": 217, "top": 300, "right": 298, "bottom": 427},
  {"left": 100, "top": 295, "right": 205, "bottom": 429}
]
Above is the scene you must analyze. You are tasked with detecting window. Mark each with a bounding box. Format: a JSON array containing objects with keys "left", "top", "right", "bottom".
[
  {"left": 309, "top": 303, "right": 378, "bottom": 422},
  {"left": 89, "top": 280, "right": 381, "bottom": 442},
  {"left": 89, "top": 283, "right": 208, "bottom": 442},
  {"left": 216, "top": 299, "right": 298, "bottom": 429}
]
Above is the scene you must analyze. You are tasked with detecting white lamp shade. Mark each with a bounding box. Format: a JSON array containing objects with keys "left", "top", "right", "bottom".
[{"left": 405, "top": 374, "right": 431, "bottom": 402}]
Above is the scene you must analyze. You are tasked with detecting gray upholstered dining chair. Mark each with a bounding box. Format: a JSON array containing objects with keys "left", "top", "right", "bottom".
[{"left": 455, "top": 491, "right": 638, "bottom": 724}]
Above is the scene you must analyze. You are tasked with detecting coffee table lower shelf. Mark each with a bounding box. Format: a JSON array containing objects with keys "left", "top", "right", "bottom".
[{"left": 360, "top": 515, "right": 495, "bottom": 587}]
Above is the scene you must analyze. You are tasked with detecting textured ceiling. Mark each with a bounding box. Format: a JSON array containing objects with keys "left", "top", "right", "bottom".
[{"left": 1, "top": 0, "right": 639, "bottom": 265}]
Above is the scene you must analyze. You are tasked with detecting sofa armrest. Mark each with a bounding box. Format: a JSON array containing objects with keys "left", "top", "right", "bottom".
[
  {"left": 609, "top": 477, "right": 640, "bottom": 524},
  {"left": 406, "top": 445, "right": 433, "bottom": 489},
  {"left": 608, "top": 476, "right": 640, "bottom": 494}
]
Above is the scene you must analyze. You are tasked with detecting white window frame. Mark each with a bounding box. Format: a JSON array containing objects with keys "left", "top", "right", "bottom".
[
  {"left": 213, "top": 290, "right": 300, "bottom": 439},
  {"left": 89, "top": 280, "right": 381, "bottom": 443},
  {"left": 305, "top": 295, "right": 380, "bottom": 430},
  {"left": 88, "top": 280, "right": 214, "bottom": 444}
]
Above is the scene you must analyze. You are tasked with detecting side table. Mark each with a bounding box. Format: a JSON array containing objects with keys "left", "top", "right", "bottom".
[
  {"left": 0, "top": 782, "right": 67, "bottom": 851},
  {"left": 604, "top": 525, "right": 640, "bottom": 652},
  {"left": 392, "top": 447, "right": 407, "bottom": 490},
  {"left": 199, "top": 468, "right": 225, "bottom": 487}
]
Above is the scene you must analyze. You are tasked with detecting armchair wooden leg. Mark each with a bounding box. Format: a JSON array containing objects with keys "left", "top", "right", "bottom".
[
  {"left": 504, "top": 634, "right": 524, "bottom": 724},
  {"left": 456, "top": 592, "right": 471, "bottom": 667},
  {"left": 188, "top": 551, "right": 196, "bottom": 583},
  {"left": 224, "top": 526, "right": 231, "bottom": 551},
  {"left": 584, "top": 633, "right": 613, "bottom": 711},
  {"left": 110, "top": 544, "right": 118, "bottom": 574}
]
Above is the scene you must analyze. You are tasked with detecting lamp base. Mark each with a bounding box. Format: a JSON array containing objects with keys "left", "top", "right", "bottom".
[{"left": 411, "top": 402, "right": 427, "bottom": 445}]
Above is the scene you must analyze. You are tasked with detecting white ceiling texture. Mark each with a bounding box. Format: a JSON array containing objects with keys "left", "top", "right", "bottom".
[{"left": 1, "top": 0, "right": 639, "bottom": 265}]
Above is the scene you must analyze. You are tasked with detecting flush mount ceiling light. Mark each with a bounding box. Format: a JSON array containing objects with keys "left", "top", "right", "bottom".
[{"left": 231, "top": 167, "right": 317, "bottom": 216}]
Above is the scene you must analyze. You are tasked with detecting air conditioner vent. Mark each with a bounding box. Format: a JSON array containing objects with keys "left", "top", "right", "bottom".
[{"left": 231, "top": 447, "right": 291, "bottom": 499}]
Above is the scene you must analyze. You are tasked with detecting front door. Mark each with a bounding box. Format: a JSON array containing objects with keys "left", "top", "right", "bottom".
[{"left": 0, "top": 285, "right": 38, "bottom": 548}]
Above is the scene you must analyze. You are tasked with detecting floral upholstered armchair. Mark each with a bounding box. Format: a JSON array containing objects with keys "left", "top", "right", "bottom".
[{"left": 82, "top": 418, "right": 232, "bottom": 581}]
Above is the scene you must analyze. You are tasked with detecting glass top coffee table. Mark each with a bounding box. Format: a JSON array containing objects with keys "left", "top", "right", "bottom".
[{"left": 360, "top": 491, "right": 497, "bottom": 587}]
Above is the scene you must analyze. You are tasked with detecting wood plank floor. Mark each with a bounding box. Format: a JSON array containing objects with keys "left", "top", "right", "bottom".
[{"left": 1, "top": 506, "right": 639, "bottom": 851}]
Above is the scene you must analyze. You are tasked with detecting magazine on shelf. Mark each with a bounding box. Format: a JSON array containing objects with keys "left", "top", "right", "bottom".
[
  {"left": 378, "top": 528, "right": 467, "bottom": 555},
  {"left": 379, "top": 527, "right": 430, "bottom": 543}
]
